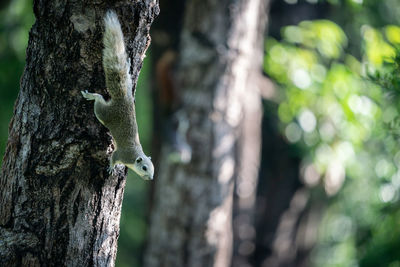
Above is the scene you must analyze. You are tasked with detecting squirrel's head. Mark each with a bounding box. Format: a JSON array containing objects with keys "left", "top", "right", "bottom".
[{"left": 127, "top": 155, "right": 154, "bottom": 180}]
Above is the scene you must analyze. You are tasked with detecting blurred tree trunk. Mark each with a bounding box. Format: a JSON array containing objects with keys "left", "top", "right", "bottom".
[
  {"left": 230, "top": 1, "right": 272, "bottom": 265},
  {"left": 147, "top": 0, "right": 186, "bottom": 192},
  {"left": 250, "top": 2, "right": 332, "bottom": 266},
  {"left": 252, "top": 104, "right": 315, "bottom": 267},
  {"left": 0, "top": 1, "right": 158, "bottom": 266},
  {"left": 144, "top": 0, "right": 267, "bottom": 266}
]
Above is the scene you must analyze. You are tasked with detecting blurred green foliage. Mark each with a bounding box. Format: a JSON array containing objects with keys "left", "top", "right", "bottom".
[{"left": 264, "top": 0, "right": 400, "bottom": 266}]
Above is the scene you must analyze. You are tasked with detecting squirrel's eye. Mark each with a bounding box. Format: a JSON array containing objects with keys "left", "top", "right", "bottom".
[
  {"left": 136, "top": 157, "right": 142, "bottom": 163},
  {"left": 142, "top": 166, "right": 147, "bottom": 171}
]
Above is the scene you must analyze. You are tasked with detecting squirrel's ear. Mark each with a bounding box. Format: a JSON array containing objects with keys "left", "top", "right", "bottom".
[
  {"left": 136, "top": 157, "right": 143, "bottom": 163},
  {"left": 148, "top": 156, "right": 151, "bottom": 160}
]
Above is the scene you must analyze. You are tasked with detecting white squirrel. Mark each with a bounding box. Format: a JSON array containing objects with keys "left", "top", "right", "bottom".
[{"left": 82, "top": 10, "right": 154, "bottom": 180}]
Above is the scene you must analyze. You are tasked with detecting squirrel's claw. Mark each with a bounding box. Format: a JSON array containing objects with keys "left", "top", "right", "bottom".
[{"left": 108, "top": 165, "right": 115, "bottom": 175}]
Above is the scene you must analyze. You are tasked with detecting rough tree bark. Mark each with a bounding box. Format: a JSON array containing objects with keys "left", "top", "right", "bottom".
[
  {"left": 0, "top": 1, "right": 158, "bottom": 266},
  {"left": 144, "top": 0, "right": 267, "bottom": 266}
]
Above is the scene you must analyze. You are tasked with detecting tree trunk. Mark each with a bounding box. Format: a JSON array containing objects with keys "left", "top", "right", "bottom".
[
  {"left": 231, "top": 1, "right": 269, "bottom": 266},
  {"left": 250, "top": 2, "right": 332, "bottom": 266},
  {"left": 252, "top": 107, "right": 327, "bottom": 266},
  {"left": 144, "top": 0, "right": 267, "bottom": 266},
  {"left": 0, "top": 1, "right": 158, "bottom": 266},
  {"left": 252, "top": 104, "right": 305, "bottom": 267}
]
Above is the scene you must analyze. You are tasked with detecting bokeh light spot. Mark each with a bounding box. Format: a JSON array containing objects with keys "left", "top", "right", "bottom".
[{"left": 299, "top": 109, "right": 317, "bottom": 133}]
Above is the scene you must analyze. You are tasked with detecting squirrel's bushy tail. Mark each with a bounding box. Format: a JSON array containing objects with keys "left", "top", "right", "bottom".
[{"left": 103, "top": 10, "right": 132, "bottom": 98}]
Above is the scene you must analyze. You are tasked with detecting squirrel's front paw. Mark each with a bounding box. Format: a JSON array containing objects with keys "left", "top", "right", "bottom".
[
  {"left": 81, "top": 90, "right": 94, "bottom": 100},
  {"left": 108, "top": 165, "right": 114, "bottom": 174}
]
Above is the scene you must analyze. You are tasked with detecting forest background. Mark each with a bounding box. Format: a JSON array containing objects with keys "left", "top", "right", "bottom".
[{"left": 1, "top": 0, "right": 400, "bottom": 266}]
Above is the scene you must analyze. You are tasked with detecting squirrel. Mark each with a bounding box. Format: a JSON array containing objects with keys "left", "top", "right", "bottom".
[{"left": 81, "top": 10, "right": 154, "bottom": 180}]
